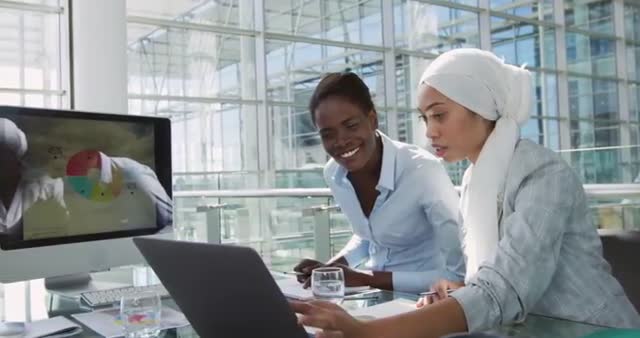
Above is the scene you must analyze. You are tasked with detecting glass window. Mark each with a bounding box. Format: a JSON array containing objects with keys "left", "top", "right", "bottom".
[
  {"left": 270, "top": 104, "right": 326, "bottom": 171},
  {"left": 630, "top": 125, "right": 640, "bottom": 180},
  {"left": 265, "top": 39, "right": 385, "bottom": 106},
  {"left": 593, "top": 120, "right": 619, "bottom": 147},
  {"left": 10, "top": 0, "right": 59, "bottom": 5},
  {"left": 564, "top": 0, "right": 614, "bottom": 35},
  {"left": 264, "top": 0, "right": 383, "bottom": 46},
  {"left": 128, "top": 100, "right": 258, "bottom": 172},
  {"left": 127, "top": 0, "right": 254, "bottom": 29},
  {"left": 568, "top": 76, "right": 618, "bottom": 121},
  {"left": 0, "top": 7, "right": 64, "bottom": 108},
  {"left": 625, "top": 2, "right": 640, "bottom": 41},
  {"left": 395, "top": 54, "right": 433, "bottom": 109},
  {"left": 570, "top": 119, "right": 595, "bottom": 148},
  {"left": 534, "top": 71, "right": 559, "bottom": 118},
  {"left": 569, "top": 146, "right": 623, "bottom": 183},
  {"left": 521, "top": 117, "right": 560, "bottom": 149},
  {"left": 491, "top": 17, "right": 557, "bottom": 69},
  {"left": 491, "top": 0, "right": 554, "bottom": 21},
  {"left": 630, "top": 83, "right": 640, "bottom": 122},
  {"left": 394, "top": 0, "right": 479, "bottom": 53},
  {"left": 0, "top": 93, "right": 21, "bottom": 105},
  {"left": 128, "top": 25, "right": 256, "bottom": 100},
  {"left": 627, "top": 43, "right": 640, "bottom": 83},
  {"left": 566, "top": 32, "right": 616, "bottom": 77}
]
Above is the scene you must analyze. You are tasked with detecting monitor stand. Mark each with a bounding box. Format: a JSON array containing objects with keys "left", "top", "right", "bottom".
[{"left": 44, "top": 270, "right": 132, "bottom": 299}]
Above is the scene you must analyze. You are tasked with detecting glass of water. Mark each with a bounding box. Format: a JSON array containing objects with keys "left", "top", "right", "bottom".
[
  {"left": 311, "top": 267, "right": 345, "bottom": 303},
  {"left": 120, "top": 290, "right": 161, "bottom": 338}
]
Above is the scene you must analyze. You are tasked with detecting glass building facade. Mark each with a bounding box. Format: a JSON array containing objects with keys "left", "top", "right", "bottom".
[
  {"left": 123, "top": 0, "right": 640, "bottom": 187},
  {"left": 1, "top": 0, "right": 640, "bottom": 267}
]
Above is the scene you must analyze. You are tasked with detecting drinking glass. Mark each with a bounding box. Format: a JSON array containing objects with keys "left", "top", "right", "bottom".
[
  {"left": 311, "top": 267, "right": 345, "bottom": 303},
  {"left": 120, "top": 290, "right": 161, "bottom": 338}
]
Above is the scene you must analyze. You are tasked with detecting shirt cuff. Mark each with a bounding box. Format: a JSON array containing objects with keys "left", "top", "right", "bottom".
[{"left": 450, "top": 285, "right": 498, "bottom": 333}]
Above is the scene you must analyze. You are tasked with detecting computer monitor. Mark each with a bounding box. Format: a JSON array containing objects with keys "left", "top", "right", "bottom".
[{"left": 0, "top": 105, "right": 172, "bottom": 284}]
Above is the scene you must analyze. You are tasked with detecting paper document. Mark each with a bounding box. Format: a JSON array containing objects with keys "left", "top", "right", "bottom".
[
  {"left": 276, "top": 277, "right": 370, "bottom": 300},
  {"left": 349, "top": 298, "right": 416, "bottom": 320},
  {"left": 72, "top": 306, "right": 189, "bottom": 338},
  {"left": 24, "top": 316, "right": 83, "bottom": 338},
  {"left": 303, "top": 299, "right": 417, "bottom": 334}
]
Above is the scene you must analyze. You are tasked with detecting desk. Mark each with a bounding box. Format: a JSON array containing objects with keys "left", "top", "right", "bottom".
[{"left": 1, "top": 270, "right": 610, "bottom": 338}]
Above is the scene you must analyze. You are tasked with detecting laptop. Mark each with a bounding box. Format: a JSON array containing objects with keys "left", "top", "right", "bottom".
[{"left": 132, "top": 237, "right": 309, "bottom": 338}]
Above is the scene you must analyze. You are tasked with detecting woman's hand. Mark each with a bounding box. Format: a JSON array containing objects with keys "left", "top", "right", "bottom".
[
  {"left": 416, "top": 279, "right": 465, "bottom": 308},
  {"left": 293, "top": 259, "right": 326, "bottom": 287},
  {"left": 290, "top": 300, "right": 370, "bottom": 338},
  {"left": 293, "top": 258, "right": 370, "bottom": 288}
]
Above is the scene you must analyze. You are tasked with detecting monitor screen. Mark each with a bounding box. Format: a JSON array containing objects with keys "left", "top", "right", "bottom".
[{"left": 0, "top": 106, "right": 172, "bottom": 250}]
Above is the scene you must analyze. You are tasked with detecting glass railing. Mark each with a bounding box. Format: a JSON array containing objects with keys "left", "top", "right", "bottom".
[
  {"left": 173, "top": 183, "right": 640, "bottom": 271},
  {"left": 557, "top": 145, "right": 640, "bottom": 231},
  {"left": 173, "top": 189, "right": 351, "bottom": 272},
  {"left": 582, "top": 184, "right": 640, "bottom": 231}
]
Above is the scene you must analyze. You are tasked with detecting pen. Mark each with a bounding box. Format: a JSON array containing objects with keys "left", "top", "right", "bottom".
[
  {"left": 280, "top": 271, "right": 306, "bottom": 276},
  {"left": 419, "top": 289, "right": 454, "bottom": 296},
  {"left": 341, "top": 295, "right": 379, "bottom": 301}
]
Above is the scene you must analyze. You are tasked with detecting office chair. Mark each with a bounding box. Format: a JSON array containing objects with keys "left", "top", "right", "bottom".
[{"left": 599, "top": 229, "right": 640, "bottom": 313}]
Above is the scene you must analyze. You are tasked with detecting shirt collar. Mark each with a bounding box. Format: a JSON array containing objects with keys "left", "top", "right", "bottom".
[
  {"left": 377, "top": 131, "right": 396, "bottom": 191},
  {"left": 334, "top": 130, "right": 397, "bottom": 192}
]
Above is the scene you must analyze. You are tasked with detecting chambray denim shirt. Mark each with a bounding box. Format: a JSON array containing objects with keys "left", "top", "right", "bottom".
[
  {"left": 325, "top": 132, "right": 465, "bottom": 293},
  {"left": 451, "top": 139, "right": 640, "bottom": 331}
]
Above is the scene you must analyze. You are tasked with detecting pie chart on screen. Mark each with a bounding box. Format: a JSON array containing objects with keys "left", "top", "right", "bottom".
[{"left": 65, "top": 150, "right": 123, "bottom": 202}]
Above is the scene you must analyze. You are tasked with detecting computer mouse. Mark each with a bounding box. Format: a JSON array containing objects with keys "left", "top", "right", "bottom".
[{"left": 0, "top": 322, "right": 25, "bottom": 337}]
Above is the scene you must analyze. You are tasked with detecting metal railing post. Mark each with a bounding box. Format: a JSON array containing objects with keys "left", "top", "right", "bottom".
[
  {"left": 196, "top": 203, "right": 226, "bottom": 244},
  {"left": 303, "top": 205, "right": 341, "bottom": 262}
]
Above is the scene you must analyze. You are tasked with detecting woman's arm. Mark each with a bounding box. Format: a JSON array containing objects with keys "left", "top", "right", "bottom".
[
  {"left": 292, "top": 297, "right": 468, "bottom": 338},
  {"left": 334, "top": 234, "right": 370, "bottom": 267},
  {"left": 450, "top": 163, "right": 575, "bottom": 331}
]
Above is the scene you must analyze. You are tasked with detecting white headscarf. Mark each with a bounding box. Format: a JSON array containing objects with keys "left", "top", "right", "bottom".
[
  {"left": 0, "top": 118, "right": 28, "bottom": 158},
  {"left": 418, "top": 48, "right": 533, "bottom": 279}
]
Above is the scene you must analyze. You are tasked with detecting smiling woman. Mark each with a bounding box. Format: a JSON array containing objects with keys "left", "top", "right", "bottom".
[
  {"left": 310, "top": 73, "right": 380, "bottom": 174},
  {"left": 292, "top": 72, "right": 466, "bottom": 294}
]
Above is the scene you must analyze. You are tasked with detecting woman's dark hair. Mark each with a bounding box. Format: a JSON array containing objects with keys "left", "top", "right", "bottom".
[{"left": 308, "top": 72, "right": 375, "bottom": 124}]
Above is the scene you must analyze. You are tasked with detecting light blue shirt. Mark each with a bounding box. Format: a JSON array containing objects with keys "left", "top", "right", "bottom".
[
  {"left": 324, "top": 132, "right": 465, "bottom": 293},
  {"left": 451, "top": 140, "right": 640, "bottom": 330}
]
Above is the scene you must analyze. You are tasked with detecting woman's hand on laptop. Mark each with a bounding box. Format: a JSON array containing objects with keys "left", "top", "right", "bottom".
[{"left": 290, "top": 300, "right": 369, "bottom": 338}]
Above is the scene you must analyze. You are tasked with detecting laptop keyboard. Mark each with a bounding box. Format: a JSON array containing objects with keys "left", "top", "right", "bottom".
[{"left": 80, "top": 284, "right": 170, "bottom": 308}]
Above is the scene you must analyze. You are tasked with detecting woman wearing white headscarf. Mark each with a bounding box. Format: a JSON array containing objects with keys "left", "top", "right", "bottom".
[{"left": 289, "top": 49, "right": 640, "bottom": 338}]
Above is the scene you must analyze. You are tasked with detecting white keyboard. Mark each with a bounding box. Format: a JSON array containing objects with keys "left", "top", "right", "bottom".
[{"left": 80, "top": 284, "right": 170, "bottom": 307}]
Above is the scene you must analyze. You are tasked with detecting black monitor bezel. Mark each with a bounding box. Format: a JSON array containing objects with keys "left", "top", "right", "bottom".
[{"left": 0, "top": 105, "right": 172, "bottom": 250}]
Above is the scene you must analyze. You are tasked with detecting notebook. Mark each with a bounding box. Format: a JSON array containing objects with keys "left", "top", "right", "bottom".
[
  {"left": 349, "top": 298, "right": 416, "bottom": 320},
  {"left": 302, "top": 298, "right": 418, "bottom": 334},
  {"left": 24, "top": 316, "right": 82, "bottom": 338}
]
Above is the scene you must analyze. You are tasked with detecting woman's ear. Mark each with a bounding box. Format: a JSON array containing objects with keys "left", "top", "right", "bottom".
[{"left": 368, "top": 109, "right": 379, "bottom": 130}]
